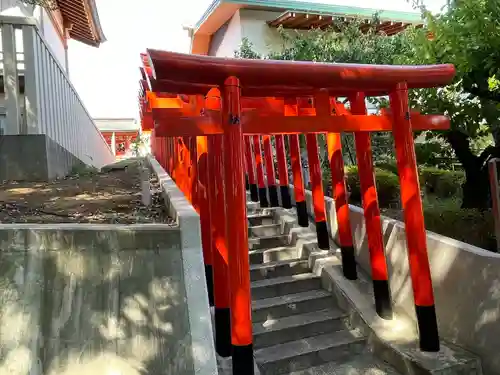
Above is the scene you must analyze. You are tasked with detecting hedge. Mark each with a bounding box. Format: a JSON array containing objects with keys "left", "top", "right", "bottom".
[
  {"left": 419, "top": 167, "right": 465, "bottom": 198},
  {"left": 423, "top": 206, "right": 496, "bottom": 251},
  {"left": 345, "top": 166, "right": 400, "bottom": 207},
  {"left": 374, "top": 161, "right": 399, "bottom": 176}
]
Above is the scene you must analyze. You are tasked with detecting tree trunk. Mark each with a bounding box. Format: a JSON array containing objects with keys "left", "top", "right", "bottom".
[{"left": 444, "top": 130, "right": 491, "bottom": 209}]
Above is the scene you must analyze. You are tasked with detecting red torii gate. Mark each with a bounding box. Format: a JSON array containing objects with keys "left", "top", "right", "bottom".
[{"left": 139, "top": 50, "right": 455, "bottom": 375}]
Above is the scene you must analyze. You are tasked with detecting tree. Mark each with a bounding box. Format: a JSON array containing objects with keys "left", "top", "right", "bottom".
[
  {"left": 20, "top": 0, "right": 58, "bottom": 9},
  {"left": 236, "top": 4, "right": 500, "bottom": 208},
  {"left": 394, "top": 1, "right": 500, "bottom": 208}
]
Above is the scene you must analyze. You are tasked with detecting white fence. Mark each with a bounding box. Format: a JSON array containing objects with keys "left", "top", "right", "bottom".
[{"left": 0, "top": 15, "right": 114, "bottom": 168}]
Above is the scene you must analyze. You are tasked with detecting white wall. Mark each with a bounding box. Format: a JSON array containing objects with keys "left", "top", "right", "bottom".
[
  {"left": 39, "top": 8, "right": 66, "bottom": 70},
  {"left": 207, "top": 10, "right": 242, "bottom": 57},
  {"left": 207, "top": 9, "right": 283, "bottom": 58},
  {"left": 239, "top": 9, "right": 283, "bottom": 57}
]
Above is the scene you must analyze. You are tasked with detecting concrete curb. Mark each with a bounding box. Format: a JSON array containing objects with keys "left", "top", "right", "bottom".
[{"left": 148, "top": 155, "right": 218, "bottom": 375}]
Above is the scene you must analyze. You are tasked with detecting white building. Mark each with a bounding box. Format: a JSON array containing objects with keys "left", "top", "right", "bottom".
[
  {"left": 188, "top": 0, "right": 423, "bottom": 58},
  {"left": 0, "top": 0, "right": 114, "bottom": 181}
]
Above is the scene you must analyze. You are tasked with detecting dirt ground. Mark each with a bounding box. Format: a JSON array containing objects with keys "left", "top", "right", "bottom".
[{"left": 0, "top": 158, "right": 172, "bottom": 224}]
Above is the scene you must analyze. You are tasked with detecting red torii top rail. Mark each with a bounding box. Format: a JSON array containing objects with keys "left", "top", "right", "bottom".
[{"left": 147, "top": 49, "right": 455, "bottom": 96}]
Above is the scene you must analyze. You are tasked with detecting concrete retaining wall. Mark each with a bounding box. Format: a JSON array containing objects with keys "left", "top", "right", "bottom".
[
  {"left": 0, "top": 158, "right": 217, "bottom": 375},
  {"left": 0, "top": 134, "right": 88, "bottom": 181},
  {"left": 292, "top": 186, "right": 500, "bottom": 375}
]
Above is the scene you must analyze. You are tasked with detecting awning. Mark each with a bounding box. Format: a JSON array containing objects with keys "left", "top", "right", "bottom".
[
  {"left": 56, "top": 0, "right": 106, "bottom": 47},
  {"left": 268, "top": 11, "right": 423, "bottom": 35}
]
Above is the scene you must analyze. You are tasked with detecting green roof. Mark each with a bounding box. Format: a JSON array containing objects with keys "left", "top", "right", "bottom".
[{"left": 195, "top": 0, "right": 422, "bottom": 31}]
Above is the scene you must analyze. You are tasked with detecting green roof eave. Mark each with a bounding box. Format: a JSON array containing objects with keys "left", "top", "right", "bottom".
[{"left": 194, "top": 0, "right": 422, "bottom": 31}]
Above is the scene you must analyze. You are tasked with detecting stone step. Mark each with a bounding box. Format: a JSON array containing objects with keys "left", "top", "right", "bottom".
[
  {"left": 250, "top": 259, "right": 310, "bottom": 281},
  {"left": 247, "top": 202, "right": 260, "bottom": 212},
  {"left": 287, "top": 353, "right": 401, "bottom": 374},
  {"left": 252, "top": 289, "right": 335, "bottom": 323},
  {"left": 249, "top": 235, "right": 289, "bottom": 250},
  {"left": 253, "top": 308, "right": 348, "bottom": 349},
  {"left": 255, "top": 330, "right": 366, "bottom": 375},
  {"left": 251, "top": 273, "right": 321, "bottom": 300},
  {"left": 249, "top": 223, "right": 282, "bottom": 238},
  {"left": 248, "top": 212, "right": 275, "bottom": 226},
  {"left": 249, "top": 246, "right": 299, "bottom": 265}
]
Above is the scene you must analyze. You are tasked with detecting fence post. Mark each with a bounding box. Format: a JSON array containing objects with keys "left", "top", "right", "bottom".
[
  {"left": 22, "top": 25, "right": 42, "bottom": 135},
  {"left": 2, "top": 24, "right": 21, "bottom": 135}
]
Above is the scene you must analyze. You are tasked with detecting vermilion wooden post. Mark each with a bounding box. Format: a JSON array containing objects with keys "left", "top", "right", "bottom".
[
  {"left": 167, "top": 137, "right": 171, "bottom": 174},
  {"left": 315, "top": 90, "right": 358, "bottom": 280},
  {"left": 245, "top": 136, "right": 259, "bottom": 202},
  {"left": 159, "top": 137, "right": 164, "bottom": 169},
  {"left": 157, "top": 137, "right": 162, "bottom": 167},
  {"left": 223, "top": 76, "right": 253, "bottom": 375},
  {"left": 289, "top": 134, "right": 308, "bottom": 226},
  {"left": 349, "top": 92, "right": 392, "bottom": 319},
  {"left": 262, "top": 135, "right": 279, "bottom": 207},
  {"left": 169, "top": 137, "right": 174, "bottom": 175},
  {"left": 275, "top": 134, "right": 292, "bottom": 208},
  {"left": 185, "top": 136, "right": 193, "bottom": 203},
  {"left": 305, "top": 133, "right": 330, "bottom": 249},
  {"left": 197, "top": 136, "right": 214, "bottom": 307},
  {"left": 327, "top": 130, "right": 357, "bottom": 280},
  {"left": 206, "top": 89, "right": 231, "bottom": 357},
  {"left": 286, "top": 99, "right": 309, "bottom": 226},
  {"left": 189, "top": 137, "right": 198, "bottom": 209},
  {"left": 253, "top": 135, "right": 269, "bottom": 207},
  {"left": 208, "top": 134, "right": 232, "bottom": 357},
  {"left": 245, "top": 154, "right": 250, "bottom": 191},
  {"left": 389, "top": 82, "right": 439, "bottom": 352}
]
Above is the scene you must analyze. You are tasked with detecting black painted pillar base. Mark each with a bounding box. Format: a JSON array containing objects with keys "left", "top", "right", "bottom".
[
  {"left": 296, "top": 200, "right": 309, "bottom": 227},
  {"left": 416, "top": 304, "right": 440, "bottom": 352},
  {"left": 340, "top": 246, "right": 358, "bottom": 280},
  {"left": 245, "top": 174, "right": 250, "bottom": 191},
  {"left": 258, "top": 187, "right": 269, "bottom": 208},
  {"left": 280, "top": 185, "right": 292, "bottom": 209},
  {"left": 268, "top": 185, "right": 279, "bottom": 207},
  {"left": 205, "top": 264, "right": 214, "bottom": 306},
  {"left": 232, "top": 344, "right": 254, "bottom": 375},
  {"left": 215, "top": 307, "right": 232, "bottom": 357},
  {"left": 315, "top": 220, "right": 330, "bottom": 250},
  {"left": 372, "top": 279, "right": 393, "bottom": 320},
  {"left": 249, "top": 184, "right": 259, "bottom": 202}
]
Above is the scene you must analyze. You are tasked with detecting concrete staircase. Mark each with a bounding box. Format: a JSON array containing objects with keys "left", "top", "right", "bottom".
[{"left": 247, "top": 205, "right": 401, "bottom": 375}]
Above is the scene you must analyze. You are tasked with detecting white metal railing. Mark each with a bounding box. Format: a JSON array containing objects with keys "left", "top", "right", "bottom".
[{"left": 0, "top": 15, "right": 114, "bottom": 168}]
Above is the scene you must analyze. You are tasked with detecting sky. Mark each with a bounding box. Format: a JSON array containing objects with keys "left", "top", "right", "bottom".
[{"left": 67, "top": 0, "right": 444, "bottom": 120}]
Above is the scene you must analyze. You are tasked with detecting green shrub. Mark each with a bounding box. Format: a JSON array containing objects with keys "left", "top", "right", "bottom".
[
  {"left": 423, "top": 206, "right": 496, "bottom": 251},
  {"left": 345, "top": 166, "right": 400, "bottom": 207},
  {"left": 374, "top": 160, "right": 399, "bottom": 176},
  {"left": 419, "top": 167, "right": 465, "bottom": 198}
]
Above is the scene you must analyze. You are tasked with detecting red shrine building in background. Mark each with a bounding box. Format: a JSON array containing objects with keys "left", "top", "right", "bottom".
[{"left": 94, "top": 118, "right": 141, "bottom": 159}]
